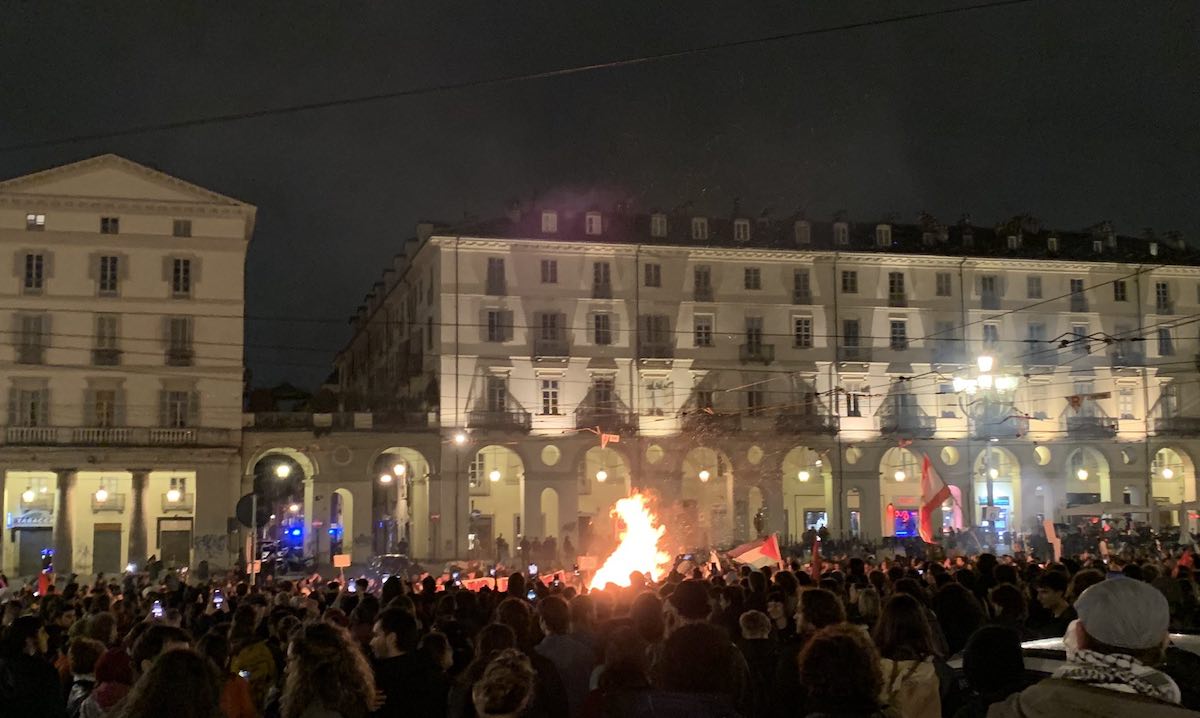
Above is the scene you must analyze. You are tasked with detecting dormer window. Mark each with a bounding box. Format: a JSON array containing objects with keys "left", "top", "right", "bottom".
[
  {"left": 1092, "top": 240, "right": 1103, "bottom": 253},
  {"left": 922, "top": 232, "right": 935, "bottom": 246},
  {"left": 26, "top": 213, "right": 45, "bottom": 231},
  {"left": 794, "top": 220, "right": 811, "bottom": 245},
  {"left": 691, "top": 217, "right": 709, "bottom": 241},
  {"left": 541, "top": 210, "right": 558, "bottom": 233},
  {"left": 1006, "top": 235, "right": 1020, "bottom": 250},
  {"left": 733, "top": 219, "right": 750, "bottom": 242},
  {"left": 875, "top": 224, "right": 891, "bottom": 247},
  {"left": 962, "top": 231, "right": 974, "bottom": 248},
  {"left": 1047, "top": 236, "right": 1059, "bottom": 253},
  {"left": 650, "top": 213, "right": 667, "bottom": 238},
  {"left": 833, "top": 222, "right": 849, "bottom": 246},
  {"left": 585, "top": 211, "right": 602, "bottom": 236},
  {"left": 1150, "top": 241, "right": 1159, "bottom": 256}
]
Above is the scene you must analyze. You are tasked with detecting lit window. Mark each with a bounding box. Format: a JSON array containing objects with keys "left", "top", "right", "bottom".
[
  {"left": 876, "top": 225, "right": 891, "bottom": 247},
  {"left": 541, "top": 380, "right": 560, "bottom": 415},
  {"left": 734, "top": 219, "right": 750, "bottom": 242},
  {"left": 650, "top": 214, "right": 667, "bottom": 238},
  {"left": 1047, "top": 236, "right": 1059, "bottom": 252},
  {"left": 691, "top": 217, "right": 708, "bottom": 240},
  {"left": 541, "top": 211, "right": 558, "bottom": 233},
  {"left": 25, "top": 213, "right": 45, "bottom": 231},
  {"left": 585, "top": 212, "right": 602, "bottom": 236}
]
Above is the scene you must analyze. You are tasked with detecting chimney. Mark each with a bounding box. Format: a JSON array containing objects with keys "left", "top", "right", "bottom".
[{"left": 416, "top": 222, "right": 434, "bottom": 243}]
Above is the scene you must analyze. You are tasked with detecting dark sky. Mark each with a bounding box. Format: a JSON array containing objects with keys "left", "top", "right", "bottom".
[{"left": 3, "top": 1, "right": 1197, "bottom": 390}]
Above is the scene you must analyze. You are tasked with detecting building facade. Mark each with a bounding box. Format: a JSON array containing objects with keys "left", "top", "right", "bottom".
[
  {"left": 276, "top": 207, "right": 1200, "bottom": 563},
  {"left": 0, "top": 155, "right": 253, "bottom": 577}
]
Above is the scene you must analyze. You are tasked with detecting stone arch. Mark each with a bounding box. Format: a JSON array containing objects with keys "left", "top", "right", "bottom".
[
  {"left": 781, "top": 446, "right": 833, "bottom": 542},
  {"left": 330, "top": 487, "right": 354, "bottom": 558},
  {"left": 244, "top": 447, "right": 318, "bottom": 480},
  {"left": 1153, "top": 447, "right": 1194, "bottom": 524},
  {"left": 879, "top": 447, "right": 921, "bottom": 537},
  {"left": 1066, "top": 447, "right": 1111, "bottom": 504},
  {"left": 577, "top": 446, "right": 633, "bottom": 556},
  {"left": 371, "top": 447, "right": 433, "bottom": 558},
  {"left": 973, "top": 446, "right": 1023, "bottom": 534},
  {"left": 466, "top": 445, "right": 524, "bottom": 561},
  {"left": 679, "top": 447, "right": 734, "bottom": 548}
]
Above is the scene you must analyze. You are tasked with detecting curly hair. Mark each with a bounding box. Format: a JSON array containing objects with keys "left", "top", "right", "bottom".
[
  {"left": 111, "top": 649, "right": 222, "bottom": 718},
  {"left": 472, "top": 649, "right": 536, "bottom": 718},
  {"left": 281, "top": 622, "right": 376, "bottom": 718},
  {"left": 799, "top": 624, "right": 884, "bottom": 702}
]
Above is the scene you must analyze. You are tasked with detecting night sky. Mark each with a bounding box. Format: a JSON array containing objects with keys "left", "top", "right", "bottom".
[{"left": 3, "top": 2, "right": 1197, "bottom": 390}]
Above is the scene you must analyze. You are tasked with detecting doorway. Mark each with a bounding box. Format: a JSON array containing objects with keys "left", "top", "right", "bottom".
[
  {"left": 18, "top": 528, "right": 52, "bottom": 576},
  {"left": 158, "top": 518, "right": 192, "bottom": 568},
  {"left": 93, "top": 524, "right": 122, "bottom": 575}
]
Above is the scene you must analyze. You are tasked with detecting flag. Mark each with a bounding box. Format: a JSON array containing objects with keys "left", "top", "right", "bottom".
[
  {"left": 919, "top": 454, "right": 951, "bottom": 544},
  {"left": 600, "top": 433, "right": 620, "bottom": 449},
  {"left": 810, "top": 534, "right": 823, "bottom": 581},
  {"left": 727, "top": 534, "right": 781, "bottom": 569}
]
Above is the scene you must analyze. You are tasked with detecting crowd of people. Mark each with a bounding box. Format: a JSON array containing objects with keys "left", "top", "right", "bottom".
[{"left": 1, "top": 546, "right": 1199, "bottom": 718}]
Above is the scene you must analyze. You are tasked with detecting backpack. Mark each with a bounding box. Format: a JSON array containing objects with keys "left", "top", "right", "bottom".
[{"left": 881, "top": 657, "right": 940, "bottom": 718}]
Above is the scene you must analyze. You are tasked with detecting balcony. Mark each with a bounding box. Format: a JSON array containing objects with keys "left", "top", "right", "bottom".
[
  {"left": 775, "top": 413, "right": 838, "bottom": 435},
  {"left": 92, "top": 348, "right": 121, "bottom": 366},
  {"left": 981, "top": 294, "right": 1000, "bottom": 310},
  {"left": 888, "top": 293, "right": 907, "bottom": 308},
  {"left": 739, "top": 343, "right": 775, "bottom": 364},
  {"left": 1065, "top": 415, "right": 1118, "bottom": 438},
  {"left": 486, "top": 280, "right": 506, "bottom": 296},
  {"left": 639, "top": 341, "right": 674, "bottom": 359},
  {"left": 91, "top": 493, "right": 127, "bottom": 513},
  {"left": 1069, "top": 295, "right": 1089, "bottom": 312},
  {"left": 837, "top": 346, "right": 872, "bottom": 363},
  {"left": 166, "top": 347, "right": 195, "bottom": 367},
  {"left": 467, "top": 409, "right": 532, "bottom": 432},
  {"left": 879, "top": 413, "right": 936, "bottom": 438},
  {"left": 970, "top": 412, "right": 1029, "bottom": 439},
  {"left": 932, "top": 345, "right": 967, "bottom": 364},
  {"left": 694, "top": 286, "right": 714, "bottom": 302},
  {"left": 1156, "top": 301, "right": 1175, "bottom": 315},
  {"left": 592, "top": 282, "right": 613, "bottom": 299},
  {"left": 16, "top": 345, "right": 44, "bottom": 364},
  {"left": 575, "top": 406, "right": 636, "bottom": 434},
  {"left": 683, "top": 411, "right": 742, "bottom": 434},
  {"left": 1109, "top": 350, "right": 1145, "bottom": 368},
  {"left": 244, "top": 411, "right": 428, "bottom": 431},
  {"left": 1155, "top": 417, "right": 1200, "bottom": 436},
  {"left": 792, "top": 290, "right": 812, "bottom": 305},
  {"left": 161, "top": 492, "right": 195, "bottom": 512},
  {"left": 532, "top": 337, "right": 570, "bottom": 358},
  {"left": 3, "top": 425, "right": 236, "bottom": 447}
]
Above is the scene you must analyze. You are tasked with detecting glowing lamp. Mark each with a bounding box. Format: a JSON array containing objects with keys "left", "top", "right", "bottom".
[
  {"left": 978, "top": 373, "right": 994, "bottom": 390},
  {"left": 894, "top": 470, "right": 906, "bottom": 482},
  {"left": 379, "top": 473, "right": 393, "bottom": 484},
  {"left": 269, "top": 514, "right": 276, "bottom": 520},
  {"left": 291, "top": 529, "right": 301, "bottom": 537},
  {"left": 166, "top": 488, "right": 182, "bottom": 503},
  {"left": 22, "top": 488, "right": 35, "bottom": 503},
  {"left": 1162, "top": 467, "right": 1175, "bottom": 479},
  {"left": 393, "top": 463, "right": 406, "bottom": 477},
  {"left": 289, "top": 503, "right": 300, "bottom": 513},
  {"left": 1076, "top": 469, "right": 1089, "bottom": 481},
  {"left": 39, "top": 485, "right": 48, "bottom": 494},
  {"left": 814, "top": 459, "right": 822, "bottom": 467},
  {"left": 698, "top": 470, "right": 711, "bottom": 482},
  {"left": 595, "top": 470, "right": 608, "bottom": 483},
  {"left": 977, "top": 355, "right": 995, "bottom": 373},
  {"left": 798, "top": 470, "right": 810, "bottom": 482},
  {"left": 95, "top": 488, "right": 109, "bottom": 503},
  {"left": 489, "top": 469, "right": 502, "bottom": 483},
  {"left": 453, "top": 432, "right": 467, "bottom": 446},
  {"left": 274, "top": 464, "right": 291, "bottom": 479},
  {"left": 988, "top": 468, "right": 999, "bottom": 479}
]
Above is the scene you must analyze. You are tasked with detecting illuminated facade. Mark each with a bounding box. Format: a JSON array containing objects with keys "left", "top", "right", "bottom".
[
  {"left": 0, "top": 155, "right": 253, "bottom": 576},
  {"left": 297, "top": 208, "right": 1200, "bottom": 560}
]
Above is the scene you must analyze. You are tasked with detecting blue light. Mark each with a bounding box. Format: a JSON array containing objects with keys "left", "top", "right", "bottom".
[
  {"left": 291, "top": 529, "right": 302, "bottom": 537},
  {"left": 328, "top": 528, "right": 336, "bottom": 535}
]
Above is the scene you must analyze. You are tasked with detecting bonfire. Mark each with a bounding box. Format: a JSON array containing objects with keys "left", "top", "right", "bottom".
[{"left": 588, "top": 492, "right": 672, "bottom": 589}]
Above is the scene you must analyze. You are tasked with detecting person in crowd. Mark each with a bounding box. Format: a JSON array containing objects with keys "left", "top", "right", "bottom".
[
  {"left": 772, "top": 587, "right": 847, "bottom": 716},
  {"left": 418, "top": 631, "right": 454, "bottom": 674},
  {"left": 496, "top": 597, "right": 570, "bottom": 718},
  {"left": 987, "top": 583, "right": 1037, "bottom": 641},
  {"left": 229, "top": 604, "right": 278, "bottom": 709},
  {"left": 368, "top": 606, "right": 447, "bottom": 717},
  {"left": 129, "top": 624, "right": 191, "bottom": 678},
  {"left": 581, "top": 626, "right": 650, "bottom": 718},
  {"left": 110, "top": 649, "right": 222, "bottom": 718},
  {"left": 0, "top": 615, "right": 67, "bottom": 717},
  {"left": 281, "top": 621, "right": 376, "bottom": 718},
  {"left": 66, "top": 637, "right": 106, "bottom": 718},
  {"left": 78, "top": 647, "right": 135, "bottom": 718},
  {"left": 738, "top": 610, "right": 778, "bottom": 718},
  {"left": 472, "top": 648, "right": 537, "bottom": 718},
  {"left": 196, "top": 630, "right": 256, "bottom": 718},
  {"left": 646, "top": 621, "right": 746, "bottom": 717},
  {"left": 1032, "top": 570, "right": 1077, "bottom": 639},
  {"left": 853, "top": 586, "right": 883, "bottom": 631},
  {"left": 931, "top": 583, "right": 986, "bottom": 658},
  {"left": 873, "top": 593, "right": 954, "bottom": 718},
  {"left": 992, "top": 577, "right": 1194, "bottom": 717},
  {"left": 952, "top": 625, "right": 1027, "bottom": 718},
  {"left": 535, "top": 595, "right": 596, "bottom": 717},
  {"left": 797, "top": 624, "right": 901, "bottom": 718},
  {"left": 449, "top": 623, "right": 518, "bottom": 718}
]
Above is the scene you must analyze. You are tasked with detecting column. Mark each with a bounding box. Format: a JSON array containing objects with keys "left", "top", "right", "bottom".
[
  {"left": 128, "top": 470, "right": 149, "bottom": 568},
  {"left": 0, "top": 468, "right": 6, "bottom": 573},
  {"left": 53, "top": 469, "right": 76, "bottom": 575}
]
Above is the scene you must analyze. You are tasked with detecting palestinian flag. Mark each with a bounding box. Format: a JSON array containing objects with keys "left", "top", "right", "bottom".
[{"left": 728, "top": 534, "right": 782, "bottom": 569}]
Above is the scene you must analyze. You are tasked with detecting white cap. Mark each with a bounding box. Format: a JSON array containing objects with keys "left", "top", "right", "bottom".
[{"left": 1075, "top": 577, "right": 1169, "bottom": 650}]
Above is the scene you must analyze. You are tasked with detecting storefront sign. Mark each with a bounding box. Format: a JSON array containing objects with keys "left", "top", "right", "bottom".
[{"left": 8, "top": 509, "right": 53, "bottom": 528}]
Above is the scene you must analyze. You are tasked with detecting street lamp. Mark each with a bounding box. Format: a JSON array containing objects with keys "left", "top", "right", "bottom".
[
  {"left": 798, "top": 470, "right": 810, "bottom": 482},
  {"left": 1076, "top": 468, "right": 1089, "bottom": 481},
  {"left": 954, "top": 354, "right": 1020, "bottom": 546},
  {"left": 698, "top": 469, "right": 711, "bottom": 482},
  {"left": 166, "top": 488, "right": 182, "bottom": 503},
  {"left": 1162, "top": 467, "right": 1175, "bottom": 479},
  {"left": 94, "top": 488, "right": 108, "bottom": 503},
  {"left": 595, "top": 470, "right": 608, "bottom": 483},
  {"left": 894, "top": 470, "right": 906, "bottom": 482},
  {"left": 289, "top": 503, "right": 300, "bottom": 513},
  {"left": 22, "top": 487, "right": 35, "bottom": 503},
  {"left": 453, "top": 432, "right": 467, "bottom": 446},
  {"left": 488, "top": 469, "right": 502, "bottom": 483},
  {"left": 393, "top": 463, "right": 406, "bottom": 477},
  {"left": 379, "top": 473, "right": 393, "bottom": 484},
  {"left": 274, "top": 463, "right": 291, "bottom": 479}
]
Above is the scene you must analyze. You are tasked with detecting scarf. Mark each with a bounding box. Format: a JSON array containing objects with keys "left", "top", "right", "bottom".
[{"left": 1052, "top": 649, "right": 1181, "bottom": 704}]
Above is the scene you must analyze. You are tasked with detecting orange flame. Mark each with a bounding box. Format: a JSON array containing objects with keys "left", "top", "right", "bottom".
[{"left": 588, "top": 493, "right": 671, "bottom": 590}]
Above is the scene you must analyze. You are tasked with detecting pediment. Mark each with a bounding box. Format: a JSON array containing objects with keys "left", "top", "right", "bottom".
[{"left": 0, "top": 154, "right": 249, "bottom": 207}]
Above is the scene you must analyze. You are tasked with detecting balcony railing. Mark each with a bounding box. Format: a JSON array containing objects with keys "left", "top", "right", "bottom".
[
  {"left": 575, "top": 406, "right": 637, "bottom": 433},
  {"left": 639, "top": 341, "right": 674, "bottom": 359},
  {"left": 837, "top": 346, "right": 872, "bottom": 363},
  {"left": 1065, "top": 415, "right": 1118, "bottom": 438},
  {"left": 1070, "top": 295, "right": 1089, "bottom": 312},
  {"left": 532, "top": 337, "right": 569, "bottom": 357},
  {"left": 879, "top": 414, "right": 936, "bottom": 438},
  {"left": 774, "top": 413, "right": 839, "bottom": 435},
  {"left": 932, "top": 345, "right": 967, "bottom": 364},
  {"left": 694, "top": 286, "right": 714, "bottom": 302},
  {"left": 486, "top": 280, "right": 506, "bottom": 296},
  {"left": 971, "top": 413, "right": 1029, "bottom": 439},
  {"left": 981, "top": 294, "right": 1001, "bottom": 310},
  {"left": 17, "top": 345, "right": 45, "bottom": 364},
  {"left": 161, "top": 492, "right": 195, "bottom": 512},
  {"left": 888, "top": 293, "right": 907, "bottom": 307},
  {"left": 592, "top": 282, "right": 613, "bottom": 299},
  {"left": 3, "top": 425, "right": 235, "bottom": 447},
  {"left": 739, "top": 343, "right": 775, "bottom": 364},
  {"left": 1155, "top": 417, "right": 1200, "bottom": 436},
  {"left": 1109, "top": 350, "right": 1145, "bottom": 368},
  {"left": 682, "top": 411, "right": 742, "bottom": 433},
  {"left": 245, "top": 411, "right": 429, "bottom": 431},
  {"left": 166, "top": 347, "right": 195, "bottom": 367},
  {"left": 467, "top": 409, "right": 532, "bottom": 432},
  {"left": 1156, "top": 301, "right": 1175, "bottom": 315},
  {"left": 792, "top": 290, "right": 812, "bottom": 305},
  {"left": 91, "top": 493, "right": 127, "bottom": 513},
  {"left": 92, "top": 348, "right": 121, "bottom": 366}
]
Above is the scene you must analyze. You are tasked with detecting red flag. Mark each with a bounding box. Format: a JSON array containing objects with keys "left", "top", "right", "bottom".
[
  {"left": 919, "top": 454, "right": 951, "bottom": 544},
  {"left": 810, "top": 534, "right": 823, "bottom": 581},
  {"left": 727, "top": 534, "right": 781, "bottom": 569}
]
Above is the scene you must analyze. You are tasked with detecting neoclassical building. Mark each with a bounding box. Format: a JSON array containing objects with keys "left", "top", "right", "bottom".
[
  {"left": 0, "top": 155, "right": 253, "bottom": 577},
  {"left": 253, "top": 206, "right": 1200, "bottom": 563}
]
